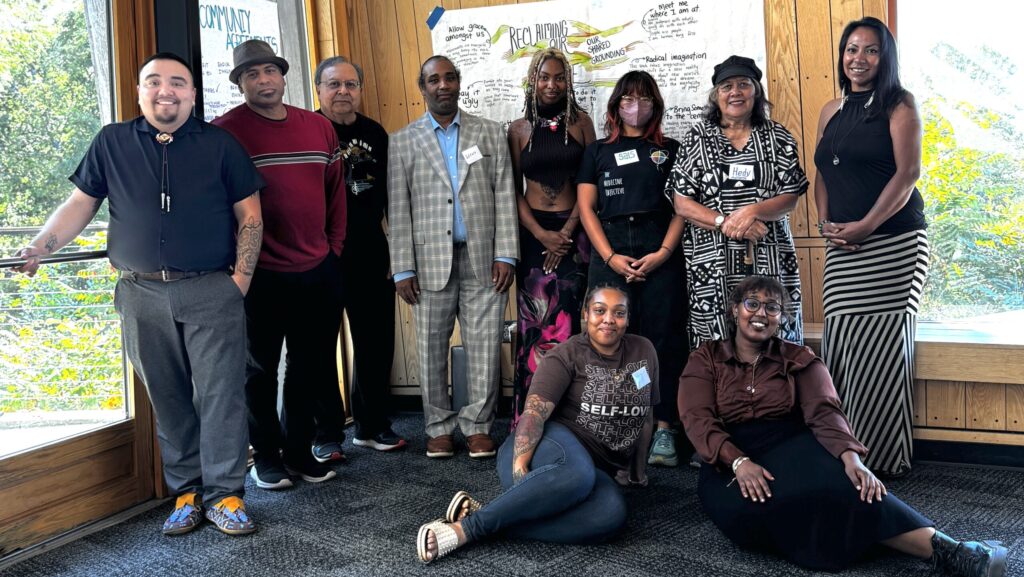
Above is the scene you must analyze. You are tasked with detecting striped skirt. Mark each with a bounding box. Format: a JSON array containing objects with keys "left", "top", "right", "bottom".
[{"left": 821, "top": 230, "right": 929, "bottom": 475}]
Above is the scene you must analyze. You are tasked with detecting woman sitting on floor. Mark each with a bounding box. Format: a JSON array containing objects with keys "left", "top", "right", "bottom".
[
  {"left": 679, "top": 276, "right": 1007, "bottom": 577},
  {"left": 416, "top": 285, "right": 656, "bottom": 562},
  {"left": 678, "top": 275, "right": 1008, "bottom": 577}
]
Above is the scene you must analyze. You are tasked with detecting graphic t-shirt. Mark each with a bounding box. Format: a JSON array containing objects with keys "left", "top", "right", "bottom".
[
  {"left": 321, "top": 111, "right": 389, "bottom": 240},
  {"left": 575, "top": 135, "right": 680, "bottom": 219},
  {"left": 530, "top": 333, "right": 659, "bottom": 473}
]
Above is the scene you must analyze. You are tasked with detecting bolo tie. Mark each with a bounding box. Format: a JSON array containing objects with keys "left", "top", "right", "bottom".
[{"left": 156, "top": 132, "right": 173, "bottom": 212}]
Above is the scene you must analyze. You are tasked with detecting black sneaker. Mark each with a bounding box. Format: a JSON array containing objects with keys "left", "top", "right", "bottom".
[
  {"left": 311, "top": 441, "right": 347, "bottom": 463},
  {"left": 353, "top": 429, "right": 408, "bottom": 452},
  {"left": 249, "top": 456, "right": 294, "bottom": 490},
  {"left": 284, "top": 459, "right": 337, "bottom": 483}
]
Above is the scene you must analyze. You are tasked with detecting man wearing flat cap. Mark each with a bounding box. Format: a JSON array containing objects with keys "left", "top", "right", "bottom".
[{"left": 213, "top": 39, "right": 347, "bottom": 491}]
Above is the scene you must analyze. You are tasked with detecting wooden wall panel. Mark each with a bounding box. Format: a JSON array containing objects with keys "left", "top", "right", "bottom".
[
  {"left": 862, "top": 0, "right": 888, "bottom": 21},
  {"left": 365, "top": 0, "right": 409, "bottom": 131},
  {"left": 926, "top": 380, "right": 965, "bottom": 429},
  {"left": 1005, "top": 384, "right": 1024, "bottom": 432},
  {"left": 351, "top": 0, "right": 381, "bottom": 121},
  {"left": 966, "top": 382, "right": 1005, "bottom": 431},
  {"left": 912, "top": 378, "right": 927, "bottom": 426}
]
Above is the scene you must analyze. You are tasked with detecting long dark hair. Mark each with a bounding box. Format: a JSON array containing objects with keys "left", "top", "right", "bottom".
[
  {"left": 836, "top": 16, "right": 907, "bottom": 120},
  {"left": 604, "top": 71, "right": 665, "bottom": 145}
]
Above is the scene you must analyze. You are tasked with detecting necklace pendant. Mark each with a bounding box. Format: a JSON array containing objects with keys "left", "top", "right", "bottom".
[
  {"left": 548, "top": 119, "right": 558, "bottom": 132},
  {"left": 832, "top": 155, "right": 840, "bottom": 166}
]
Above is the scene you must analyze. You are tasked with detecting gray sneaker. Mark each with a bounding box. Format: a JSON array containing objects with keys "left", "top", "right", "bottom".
[{"left": 648, "top": 428, "right": 679, "bottom": 467}]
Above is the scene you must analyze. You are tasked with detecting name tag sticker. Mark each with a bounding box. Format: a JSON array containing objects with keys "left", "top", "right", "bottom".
[
  {"left": 615, "top": 149, "right": 639, "bottom": 166},
  {"left": 462, "top": 145, "right": 483, "bottom": 164},
  {"left": 728, "top": 163, "right": 754, "bottom": 181},
  {"left": 632, "top": 366, "right": 651, "bottom": 389}
]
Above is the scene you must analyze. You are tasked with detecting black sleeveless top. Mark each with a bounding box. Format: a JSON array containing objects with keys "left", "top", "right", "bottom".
[
  {"left": 519, "top": 102, "right": 585, "bottom": 191},
  {"left": 813, "top": 90, "right": 926, "bottom": 233}
]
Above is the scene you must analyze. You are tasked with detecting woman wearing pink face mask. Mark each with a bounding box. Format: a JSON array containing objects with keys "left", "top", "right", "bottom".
[
  {"left": 668, "top": 55, "right": 808, "bottom": 354},
  {"left": 576, "top": 70, "right": 689, "bottom": 468}
]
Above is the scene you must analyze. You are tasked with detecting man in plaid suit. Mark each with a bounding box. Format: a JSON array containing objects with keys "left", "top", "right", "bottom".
[{"left": 388, "top": 55, "right": 518, "bottom": 458}]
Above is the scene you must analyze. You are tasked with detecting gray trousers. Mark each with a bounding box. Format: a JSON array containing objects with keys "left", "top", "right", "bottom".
[
  {"left": 115, "top": 271, "right": 248, "bottom": 504},
  {"left": 415, "top": 244, "right": 505, "bottom": 438}
]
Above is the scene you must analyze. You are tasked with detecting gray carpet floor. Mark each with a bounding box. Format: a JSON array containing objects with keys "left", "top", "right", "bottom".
[{"left": 4, "top": 414, "right": 1023, "bottom": 577}]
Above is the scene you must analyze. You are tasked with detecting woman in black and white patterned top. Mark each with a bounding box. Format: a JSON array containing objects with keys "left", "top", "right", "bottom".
[{"left": 668, "top": 55, "right": 808, "bottom": 352}]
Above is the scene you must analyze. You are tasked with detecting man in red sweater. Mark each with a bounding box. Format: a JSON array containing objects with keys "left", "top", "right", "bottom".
[{"left": 213, "top": 40, "right": 346, "bottom": 491}]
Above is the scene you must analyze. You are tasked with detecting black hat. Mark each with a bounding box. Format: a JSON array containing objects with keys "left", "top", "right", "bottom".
[
  {"left": 712, "top": 55, "right": 762, "bottom": 85},
  {"left": 229, "top": 40, "right": 289, "bottom": 84}
]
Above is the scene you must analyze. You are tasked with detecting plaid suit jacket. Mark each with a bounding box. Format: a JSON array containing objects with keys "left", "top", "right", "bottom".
[{"left": 387, "top": 110, "right": 519, "bottom": 291}]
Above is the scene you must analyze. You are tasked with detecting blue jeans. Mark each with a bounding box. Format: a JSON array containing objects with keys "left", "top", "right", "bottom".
[{"left": 460, "top": 422, "right": 627, "bottom": 543}]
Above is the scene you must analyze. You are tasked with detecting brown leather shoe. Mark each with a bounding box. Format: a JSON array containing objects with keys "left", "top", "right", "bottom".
[
  {"left": 425, "top": 434, "right": 455, "bottom": 458},
  {"left": 466, "top": 434, "right": 496, "bottom": 458}
]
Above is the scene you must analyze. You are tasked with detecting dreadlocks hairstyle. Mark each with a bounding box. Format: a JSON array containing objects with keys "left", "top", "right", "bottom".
[{"left": 522, "top": 48, "right": 585, "bottom": 150}]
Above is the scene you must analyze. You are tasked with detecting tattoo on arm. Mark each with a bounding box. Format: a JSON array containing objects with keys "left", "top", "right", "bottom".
[
  {"left": 513, "top": 395, "right": 554, "bottom": 460},
  {"left": 234, "top": 216, "right": 263, "bottom": 276},
  {"left": 44, "top": 233, "right": 58, "bottom": 254}
]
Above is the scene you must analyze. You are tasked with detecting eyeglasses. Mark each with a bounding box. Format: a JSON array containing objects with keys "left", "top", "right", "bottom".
[
  {"left": 320, "top": 79, "right": 361, "bottom": 91},
  {"left": 620, "top": 95, "right": 653, "bottom": 105},
  {"left": 717, "top": 80, "right": 755, "bottom": 94},
  {"left": 742, "top": 297, "right": 783, "bottom": 316}
]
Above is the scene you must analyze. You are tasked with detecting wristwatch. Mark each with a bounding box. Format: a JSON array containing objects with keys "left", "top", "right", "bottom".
[{"left": 714, "top": 214, "right": 725, "bottom": 230}]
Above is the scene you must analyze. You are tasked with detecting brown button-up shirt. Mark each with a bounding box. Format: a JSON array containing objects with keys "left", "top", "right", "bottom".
[{"left": 678, "top": 337, "right": 867, "bottom": 468}]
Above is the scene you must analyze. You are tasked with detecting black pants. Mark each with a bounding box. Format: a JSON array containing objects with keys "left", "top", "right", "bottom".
[
  {"left": 588, "top": 213, "right": 688, "bottom": 424},
  {"left": 315, "top": 230, "right": 396, "bottom": 441},
  {"left": 245, "top": 254, "right": 344, "bottom": 464}
]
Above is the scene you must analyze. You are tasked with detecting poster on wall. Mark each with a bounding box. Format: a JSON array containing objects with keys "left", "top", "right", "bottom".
[
  {"left": 199, "top": 0, "right": 282, "bottom": 120},
  {"left": 430, "top": 0, "right": 766, "bottom": 140}
]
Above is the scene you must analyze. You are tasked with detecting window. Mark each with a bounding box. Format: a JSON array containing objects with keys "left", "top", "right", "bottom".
[
  {"left": 900, "top": 1, "right": 1024, "bottom": 329},
  {"left": 0, "top": 0, "right": 124, "bottom": 457}
]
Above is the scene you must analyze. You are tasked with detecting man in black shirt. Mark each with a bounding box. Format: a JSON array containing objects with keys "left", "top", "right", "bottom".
[
  {"left": 14, "top": 53, "right": 264, "bottom": 536},
  {"left": 313, "top": 56, "right": 407, "bottom": 455}
]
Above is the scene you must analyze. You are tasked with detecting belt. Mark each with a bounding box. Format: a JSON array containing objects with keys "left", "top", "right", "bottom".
[
  {"left": 119, "top": 270, "right": 221, "bottom": 282},
  {"left": 601, "top": 211, "right": 667, "bottom": 226}
]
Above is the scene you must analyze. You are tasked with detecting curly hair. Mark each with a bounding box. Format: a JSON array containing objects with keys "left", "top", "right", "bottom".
[
  {"left": 522, "top": 48, "right": 585, "bottom": 149},
  {"left": 726, "top": 276, "right": 790, "bottom": 334}
]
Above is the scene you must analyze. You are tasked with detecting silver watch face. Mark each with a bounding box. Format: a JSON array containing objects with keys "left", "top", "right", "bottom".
[{"left": 715, "top": 215, "right": 725, "bottom": 226}]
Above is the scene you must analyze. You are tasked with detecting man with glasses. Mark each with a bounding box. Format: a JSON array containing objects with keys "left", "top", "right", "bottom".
[
  {"left": 312, "top": 56, "right": 407, "bottom": 456},
  {"left": 213, "top": 40, "right": 346, "bottom": 491},
  {"left": 14, "top": 52, "right": 264, "bottom": 536}
]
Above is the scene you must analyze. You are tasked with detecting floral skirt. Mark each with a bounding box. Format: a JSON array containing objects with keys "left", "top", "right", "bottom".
[{"left": 512, "top": 208, "right": 590, "bottom": 428}]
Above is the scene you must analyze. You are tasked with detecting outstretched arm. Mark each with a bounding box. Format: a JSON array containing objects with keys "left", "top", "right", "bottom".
[
  {"left": 512, "top": 393, "right": 556, "bottom": 484},
  {"left": 14, "top": 189, "right": 103, "bottom": 276}
]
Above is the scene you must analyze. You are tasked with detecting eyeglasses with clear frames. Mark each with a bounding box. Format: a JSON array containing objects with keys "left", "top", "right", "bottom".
[
  {"left": 321, "top": 79, "right": 361, "bottom": 91},
  {"left": 742, "top": 297, "right": 783, "bottom": 316},
  {"left": 717, "top": 80, "right": 755, "bottom": 94},
  {"left": 620, "top": 95, "right": 653, "bottom": 105}
]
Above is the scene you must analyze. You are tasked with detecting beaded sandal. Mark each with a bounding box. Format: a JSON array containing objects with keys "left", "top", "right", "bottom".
[
  {"left": 445, "top": 490, "right": 482, "bottom": 523},
  {"left": 416, "top": 519, "right": 462, "bottom": 563}
]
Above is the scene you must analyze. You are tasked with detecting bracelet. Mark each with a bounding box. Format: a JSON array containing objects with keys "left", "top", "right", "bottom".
[
  {"left": 817, "top": 220, "right": 832, "bottom": 234},
  {"left": 731, "top": 456, "right": 750, "bottom": 474},
  {"left": 604, "top": 252, "right": 616, "bottom": 265},
  {"left": 660, "top": 244, "right": 673, "bottom": 254}
]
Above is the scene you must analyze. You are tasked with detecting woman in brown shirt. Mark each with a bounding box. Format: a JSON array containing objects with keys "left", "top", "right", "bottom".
[{"left": 679, "top": 276, "right": 1007, "bottom": 577}]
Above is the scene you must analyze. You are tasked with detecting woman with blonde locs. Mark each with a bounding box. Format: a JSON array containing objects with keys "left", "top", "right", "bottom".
[
  {"left": 508, "top": 48, "right": 596, "bottom": 428},
  {"left": 576, "top": 70, "right": 689, "bottom": 468}
]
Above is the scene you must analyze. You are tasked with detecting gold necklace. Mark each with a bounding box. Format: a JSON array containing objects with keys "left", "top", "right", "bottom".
[{"left": 745, "top": 352, "right": 762, "bottom": 395}]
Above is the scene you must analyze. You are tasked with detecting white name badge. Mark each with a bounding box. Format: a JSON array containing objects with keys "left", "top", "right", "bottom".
[
  {"left": 632, "top": 366, "right": 651, "bottom": 389},
  {"left": 728, "top": 163, "right": 755, "bottom": 181},
  {"left": 614, "top": 149, "right": 639, "bottom": 166},
  {"left": 462, "top": 145, "right": 483, "bottom": 165}
]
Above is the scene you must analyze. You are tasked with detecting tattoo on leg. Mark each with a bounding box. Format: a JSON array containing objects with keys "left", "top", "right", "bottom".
[
  {"left": 44, "top": 233, "right": 58, "bottom": 254},
  {"left": 235, "top": 216, "right": 263, "bottom": 276}
]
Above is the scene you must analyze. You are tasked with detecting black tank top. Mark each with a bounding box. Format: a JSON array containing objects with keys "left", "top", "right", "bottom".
[
  {"left": 519, "top": 121, "right": 584, "bottom": 191},
  {"left": 813, "top": 90, "right": 926, "bottom": 233}
]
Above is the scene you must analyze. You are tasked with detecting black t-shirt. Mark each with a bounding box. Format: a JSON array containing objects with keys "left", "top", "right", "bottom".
[
  {"left": 71, "top": 116, "right": 264, "bottom": 272},
  {"left": 320, "top": 111, "right": 389, "bottom": 240},
  {"left": 575, "top": 135, "right": 680, "bottom": 219},
  {"left": 813, "top": 90, "right": 926, "bottom": 233}
]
